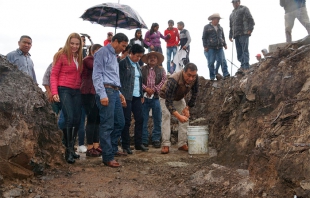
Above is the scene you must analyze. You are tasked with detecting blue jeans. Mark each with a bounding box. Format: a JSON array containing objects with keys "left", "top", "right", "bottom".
[
  {"left": 121, "top": 97, "right": 143, "bottom": 149},
  {"left": 166, "top": 46, "right": 177, "bottom": 73},
  {"left": 78, "top": 107, "right": 86, "bottom": 146},
  {"left": 235, "top": 35, "right": 250, "bottom": 69},
  {"left": 96, "top": 88, "right": 125, "bottom": 162},
  {"left": 142, "top": 98, "right": 161, "bottom": 144},
  {"left": 207, "top": 48, "right": 229, "bottom": 80},
  {"left": 58, "top": 107, "right": 86, "bottom": 146},
  {"left": 215, "top": 50, "right": 230, "bottom": 77},
  {"left": 58, "top": 87, "right": 81, "bottom": 128}
]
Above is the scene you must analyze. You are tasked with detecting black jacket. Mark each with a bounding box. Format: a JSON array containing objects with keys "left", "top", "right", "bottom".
[
  {"left": 229, "top": 5, "right": 255, "bottom": 39},
  {"left": 202, "top": 23, "right": 227, "bottom": 49},
  {"left": 119, "top": 56, "right": 143, "bottom": 101}
]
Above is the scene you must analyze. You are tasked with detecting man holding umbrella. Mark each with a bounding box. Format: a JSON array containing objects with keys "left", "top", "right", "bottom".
[{"left": 93, "top": 33, "right": 129, "bottom": 168}]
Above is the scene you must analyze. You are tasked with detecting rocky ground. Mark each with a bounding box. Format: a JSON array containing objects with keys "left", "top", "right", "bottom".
[
  {"left": 2, "top": 36, "right": 310, "bottom": 198},
  {"left": 1, "top": 146, "right": 255, "bottom": 198}
]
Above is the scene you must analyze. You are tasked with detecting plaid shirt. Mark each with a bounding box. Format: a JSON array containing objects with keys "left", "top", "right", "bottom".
[
  {"left": 165, "top": 77, "right": 198, "bottom": 114},
  {"left": 142, "top": 67, "right": 166, "bottom": 93}
]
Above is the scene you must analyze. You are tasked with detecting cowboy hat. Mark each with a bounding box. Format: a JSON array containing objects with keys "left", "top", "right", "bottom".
[
  {"left": 208, "top": 13, "right": 222, "bottom": 21},
  {"left": 141, "top": 51, "right": 164, "bottom": 64}
]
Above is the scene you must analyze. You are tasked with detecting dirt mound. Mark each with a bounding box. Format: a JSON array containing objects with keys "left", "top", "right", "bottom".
[
  {"left": 187, "top": 36, "right": 310, "bottom": 197},
  {"left": 0, "top": 56, "right": 64, "bottom": 181}
]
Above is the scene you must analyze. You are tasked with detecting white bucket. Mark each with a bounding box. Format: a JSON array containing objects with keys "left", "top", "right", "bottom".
[{"left": 187, "top": 126, "right": 208, "bottom": 154}]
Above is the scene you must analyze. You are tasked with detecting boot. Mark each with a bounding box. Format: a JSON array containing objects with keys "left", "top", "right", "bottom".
[
  {"left": 62, "top": 128, "right": 67, "bottom": 147},
  {"left": 71, "top": 127, "right": 80, "bottom": 159},
  {"left": 65, "top": 127, "right": 75, "bottom": 164}
]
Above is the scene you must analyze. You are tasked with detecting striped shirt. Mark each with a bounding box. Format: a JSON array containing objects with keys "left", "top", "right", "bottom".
[{"left": 142, "top": 66, "right": 166, "bottom": 93}]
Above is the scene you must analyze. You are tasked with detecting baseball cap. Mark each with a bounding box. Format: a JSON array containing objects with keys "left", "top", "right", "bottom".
[{"left": 255, "top": 54, "right": 261, "bottom": 57}]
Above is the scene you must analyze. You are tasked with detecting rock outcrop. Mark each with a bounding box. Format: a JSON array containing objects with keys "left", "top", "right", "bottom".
[
  {"left": 187, "top": 36, "right": 310, "bottom": 197},
  {"left": 0, "top": 56, "right": 64, "bottom": 180}
]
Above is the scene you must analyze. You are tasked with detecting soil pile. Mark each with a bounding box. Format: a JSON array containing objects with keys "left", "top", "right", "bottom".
[
  {"left": 187, "top": 36, "right": 310, "bottom": 197},
  {"left": 0, "top": 56, "right": 64, "bottom": 180}
]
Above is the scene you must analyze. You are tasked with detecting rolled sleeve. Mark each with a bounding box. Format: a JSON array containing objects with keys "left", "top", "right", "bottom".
[
  {"left": 165, "top": 79, "right": 178, "bottom": 114},
  {"left": 92, "top": 49, "right": 107, "bottom": 99}
]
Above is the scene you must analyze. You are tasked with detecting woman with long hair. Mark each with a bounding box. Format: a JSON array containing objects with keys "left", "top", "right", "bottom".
[
  {"left": 144, "top": 23, "right": 170, "bottom": 54},
  {"left": 81, "top": 44, "right": 103, "bottom": 157},
  {"left": 130, "top": 29, "right": 147, "bottom": 66},
  {"left": 50, "top": 33, "right": 83, "bottom": 164}
]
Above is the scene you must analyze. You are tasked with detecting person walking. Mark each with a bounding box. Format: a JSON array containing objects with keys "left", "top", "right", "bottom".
[
  {"left": 280, "top": 0, "right": 310, "bottom": 42},
  {"left": 164, "top": 20, "right": 179, "bottom": 74},
  {"left": 229, "top": 0, "right": 255, "bottom": 71},
  {"left": 203, "top": 13, "right": 230, "bottom": 81},
  {"left": 119, "top": 44, "right": 148, "bottom": 154},
  {"left": 50, "top": 33, "right": 83, "bottom": 164},
  {"left": 93, "top": 33, "right": 128, "bottom": 168},
  {"left": 141, "top": 51, "right": 167, "bottom": 148},
  {"left": 159, "top": 63, "right": 199, "bottom": 154}
]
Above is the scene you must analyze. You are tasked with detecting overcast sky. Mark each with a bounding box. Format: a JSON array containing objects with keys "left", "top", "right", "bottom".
[{"left": 0, "top": 0, "right": 309, "bottom": 91}]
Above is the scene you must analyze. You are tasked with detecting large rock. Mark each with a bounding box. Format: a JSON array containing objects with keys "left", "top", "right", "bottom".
[{"left": 0, "top": 56, "right": 64, "bottom": 180}]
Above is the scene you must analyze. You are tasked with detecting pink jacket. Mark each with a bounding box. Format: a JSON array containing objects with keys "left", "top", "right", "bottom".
[{"left": 50, "top": 54, "right": 82, "bottom": 95}]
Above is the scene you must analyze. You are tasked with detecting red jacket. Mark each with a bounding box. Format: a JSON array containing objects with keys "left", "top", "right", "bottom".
[
  {"left": 104, "top": 39, "right": 111, "bottom": 46},
  {"left": 80, "top": 56, "right": 95, "bottom": 95},
  {"left": 164, "top": 28, "right": 179, "bottom": 47},
  {"left": 50, "top": 54, "right": 82, "bottom": 95}
]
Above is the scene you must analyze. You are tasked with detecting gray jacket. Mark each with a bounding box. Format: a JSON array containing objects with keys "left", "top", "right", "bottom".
[
  {"left": 229, "top": 5, "right": 255, "bottom": 39},
  {"left": 280, "top": 0, "right": 306, "bottom": 13}
]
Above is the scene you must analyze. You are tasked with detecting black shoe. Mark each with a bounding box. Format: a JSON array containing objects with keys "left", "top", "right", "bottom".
[
  {"left": 143, "top": 143, "right": 149, "bottom": 147},
  {"left": 152, "top": 140, "right": 161, "bottom": 148},
  {"left": 135, "top": 144, "right": 149, "bottom": 151},
  {"left": 224, "top": 74, "right": 230, "bottom": 79},
  {"left": 123, "top": 147, "right": 133, "bottom": 154}
]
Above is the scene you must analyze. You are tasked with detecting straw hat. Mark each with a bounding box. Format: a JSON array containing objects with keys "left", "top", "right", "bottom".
[
  {"left": 208, "top": 13, "right": 222, "bottom": 21},
  {"left": 141, "top": 51, "right": 164, "bottom": 64}
]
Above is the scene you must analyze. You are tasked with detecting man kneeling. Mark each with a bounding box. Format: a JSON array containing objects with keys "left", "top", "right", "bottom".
[{"left": 159, "top": 63, "right": 199, "bottom": 154}]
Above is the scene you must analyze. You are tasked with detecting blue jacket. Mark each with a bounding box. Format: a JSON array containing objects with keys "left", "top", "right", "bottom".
[
  {"left": 202, "top": 23, "right": 227, "bottom": 49},
  {"left": 119, "top": 56, "right": 143, "bottom": 101}
]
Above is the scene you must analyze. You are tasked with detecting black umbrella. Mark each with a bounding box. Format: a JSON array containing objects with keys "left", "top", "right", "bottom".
[{"left": 80, "top": 2, "right": 148, "bottom": 34}]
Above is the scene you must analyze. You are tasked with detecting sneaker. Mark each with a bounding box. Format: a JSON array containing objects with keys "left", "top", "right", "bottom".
[
  {"left": 77, "top": 145, "right": 87, "bottom": 153},
  {"left": 86, "top": 148, "right": 101, "bottom": 157}
]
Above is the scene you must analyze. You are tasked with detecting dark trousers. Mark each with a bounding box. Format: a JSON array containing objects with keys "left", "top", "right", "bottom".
[
  {"left": 58, "top": 87, "right": 81, "bottom": 128},
  {"left": 96, "top": 89, "right": 125, "bottom": 162},
  {"left": 82, "top": 94, "right": 100, "bottom": 145},
  {"left": 121, "top": 97, "right": 143, "bottom": 149},
  {"left": 235, "top": 35, "right": 250, "bottom": 69}
]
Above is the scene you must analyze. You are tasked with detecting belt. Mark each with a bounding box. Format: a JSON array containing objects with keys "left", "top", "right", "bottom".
[{"left": 104, "top": 84, "right": 119, "bottom": 90}]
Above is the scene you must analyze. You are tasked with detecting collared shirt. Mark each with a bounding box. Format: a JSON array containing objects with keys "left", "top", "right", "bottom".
[
  {"left": 92, "top": 44, "right": 121, "bottom": 99},
  {"left": 42, "top": 63, "right": 52, "bottom": 86},
  {"left": 128, "top": 57, "right": 140, "bottom": 97},
  {"left": 6, "top": 48, "right": 37, "bottom": 83},
  {"left": 165, "top": 77, "right": 198, "bottom": 114},
  {"left": 142, "top": 65, "right": 166, "bottom": 93}
]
